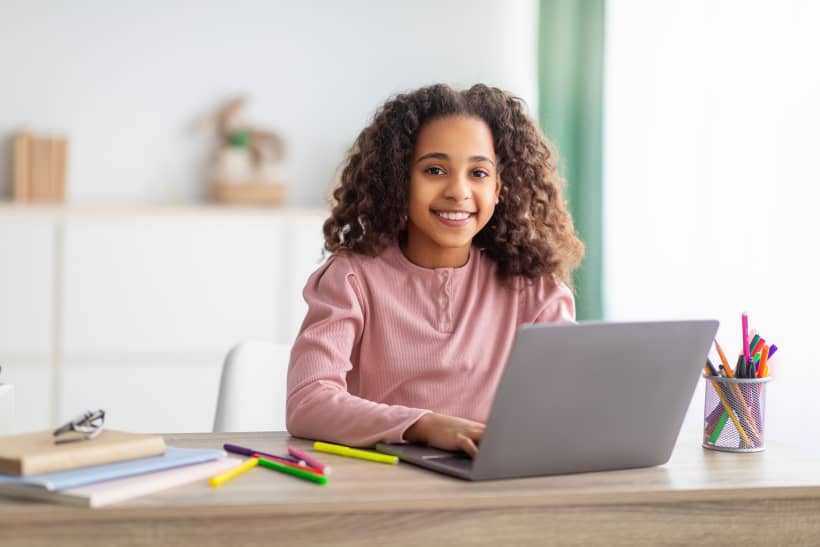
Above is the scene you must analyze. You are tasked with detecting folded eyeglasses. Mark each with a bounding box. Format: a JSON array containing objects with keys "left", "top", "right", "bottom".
[{"left": 53, "top": 409, "right": 106, "bottom": 444}]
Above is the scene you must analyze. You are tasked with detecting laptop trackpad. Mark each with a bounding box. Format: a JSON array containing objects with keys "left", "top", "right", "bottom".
[
  {"left": 423, "top": 453, "right": 474, "bottom": 472},
  {"left": 422, "top": 453, "right": 470, "bottom": 460}
]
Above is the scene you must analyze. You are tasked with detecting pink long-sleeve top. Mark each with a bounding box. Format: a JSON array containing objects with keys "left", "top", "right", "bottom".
[{"left": 286, "top": 244, "right": 575, "bottom": 447}]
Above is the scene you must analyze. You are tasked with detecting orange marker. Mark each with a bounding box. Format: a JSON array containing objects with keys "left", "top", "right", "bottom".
[{"left": 757, "top": 345, "right": 770, "bottom": 378}]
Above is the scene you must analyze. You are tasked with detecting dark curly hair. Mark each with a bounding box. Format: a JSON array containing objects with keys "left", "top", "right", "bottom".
[{"left": 323, "top": 83, "right": 584, "bottom": 288}]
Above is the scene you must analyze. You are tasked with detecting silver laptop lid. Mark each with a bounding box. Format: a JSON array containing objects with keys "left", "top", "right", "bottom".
[{"left": 471, "top": 320, "right": 718, "bottom": 480}]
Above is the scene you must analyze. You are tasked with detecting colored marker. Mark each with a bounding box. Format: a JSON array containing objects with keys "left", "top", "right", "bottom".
[
  {"left": 751, "top": 337, "right": 765, "bottom": 359},
  {"left": 708, "top": 412, "right": 730, "bottom": 444},
  {"left": 257, "top": 455, "right": 328, "bottom": 485},
  {"left": 758, "top": 345, "right": 770, "bottom": 378},
  {"left": 768, "top": 344, "right": 778, "bottom": 359},
  {"left": 289, "top": 446, "right": 331, "bottom": 475},
  {"left": 314, "top": 441, "right": 398, "bottom": 464},
  {"left": 733, "top": 354, "right": 743, "bottom": 378},
  {"left": 209, "top": 457, "right": 258, "bottom": 488},
  {"left": 251, "top": 454, "right": 324, "bottom": 476},
  {"left": 742, "top": 312, "right": 750, "bottom": 364},
  {"left": 224, "top": 443, "right": 305, "bottom": 466},
  {"left": 748, "top": 334, "right": 761, "bottom": 355},
  {"left": 705, "top": 358, "right": 719, "bottom": 377}
]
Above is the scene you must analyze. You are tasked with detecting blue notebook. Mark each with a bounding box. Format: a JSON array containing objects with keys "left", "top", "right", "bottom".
[{"left": 0, "top": 446, "right": 225, "bottom": 491}]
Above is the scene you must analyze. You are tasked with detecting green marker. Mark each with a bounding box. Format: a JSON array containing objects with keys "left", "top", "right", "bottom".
[
  {"left": 748, "top": 334, "right": 760, "bottom": 354},
  {"left": 256, "top": 456, "right": 328, "bottom": 485},
  {"left": 708, "top": 412, "right": 729, "bottom": 444}
]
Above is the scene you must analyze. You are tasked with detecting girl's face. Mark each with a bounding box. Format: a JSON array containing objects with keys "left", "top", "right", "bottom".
[{"left": 404, "top": 115, "right": 501, "bottom": 269}]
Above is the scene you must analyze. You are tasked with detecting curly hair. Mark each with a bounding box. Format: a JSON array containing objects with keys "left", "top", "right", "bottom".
[{"left": 323, "top": 83, "right": 584, "bottom": 288}]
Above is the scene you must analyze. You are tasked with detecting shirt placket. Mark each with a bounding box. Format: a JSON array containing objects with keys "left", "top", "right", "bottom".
[{"left": 438, "top": 269, "right": 453, "bottom": 332}]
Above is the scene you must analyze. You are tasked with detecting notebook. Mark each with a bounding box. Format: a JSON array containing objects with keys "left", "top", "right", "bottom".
[
  {"left": 0, "top": 453, "right": 236, "bottom": 507},
  {"left": 0, "top": 429, "right": 166, "bottom": 475},
  {"left": 0, "top": 447, "right": 231, "bottom": 507},
  {"left": 376, "top": 320, "right": 719, "bottom": 480}
]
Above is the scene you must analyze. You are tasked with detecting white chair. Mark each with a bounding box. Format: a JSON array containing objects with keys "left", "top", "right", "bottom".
[{"left": 213, "top": 340, "right": 291, "bottom": 432}]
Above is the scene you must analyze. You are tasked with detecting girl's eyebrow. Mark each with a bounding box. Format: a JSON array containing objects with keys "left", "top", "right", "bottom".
[{"left": 415, "top": 152, "right": 496, "bottom": 166}]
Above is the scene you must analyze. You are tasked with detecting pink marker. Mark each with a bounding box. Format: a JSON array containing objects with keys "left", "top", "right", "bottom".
[
  {"left": 289, "top": 446, "right": 332, "bottom": 475},
  {"left": 742, "top": 312, "right": 750, "bottom": 363}
]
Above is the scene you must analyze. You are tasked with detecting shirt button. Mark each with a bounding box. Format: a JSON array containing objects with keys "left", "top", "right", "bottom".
[
  {"left": 440, "top": 296, "right": 449, "bottom": 307},
  {"left": 441, "top": 321, "right": 451, "bottom": 330},
  {"left": 440, "top": 271, "right": 449, "bottom": 280}
]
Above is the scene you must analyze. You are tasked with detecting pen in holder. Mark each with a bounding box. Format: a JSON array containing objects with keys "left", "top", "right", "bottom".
[{"left": 702, "top": 374, "right": 772, "bottom": 452}]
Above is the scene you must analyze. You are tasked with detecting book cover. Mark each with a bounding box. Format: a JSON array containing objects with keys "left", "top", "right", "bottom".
[
  {"left": 0, "top": 446, "right": 223, "bottom": 490},
  {"left": 0, "top": 429, "right": 166, "bottom": 476},
  {"left": 0, "top": 452, "right": 236, "bottom": 508}
]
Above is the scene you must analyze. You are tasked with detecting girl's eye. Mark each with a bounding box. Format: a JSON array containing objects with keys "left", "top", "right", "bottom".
[
  {"left": 472, "top": 169, "right": 490, "bottom": 178},
  {"left": 424, "top": 166, "right": 445, "bottom": 176}
]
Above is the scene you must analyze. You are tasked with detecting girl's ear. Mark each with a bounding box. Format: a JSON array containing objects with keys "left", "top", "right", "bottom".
[{"left": 495, "top": 176, "right": 502, "bottom": 204}]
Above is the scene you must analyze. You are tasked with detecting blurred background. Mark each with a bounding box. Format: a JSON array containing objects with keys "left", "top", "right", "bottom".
[{"left": 0, "top": 0, "right": 817, "bottom": 449}]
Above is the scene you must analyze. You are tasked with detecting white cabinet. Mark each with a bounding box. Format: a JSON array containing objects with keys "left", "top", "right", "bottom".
[
  {"left": 62, "top": 214, "right": 286, "bottom": 353},
  {"left": 0, "top": 206, "right": 326, "bottom": 433},
  {"left": 0, "top": 216, "right": 55, "bottom": 431},
  {"left": 0, "top": 217, "right": 54, "bottom": 353}
]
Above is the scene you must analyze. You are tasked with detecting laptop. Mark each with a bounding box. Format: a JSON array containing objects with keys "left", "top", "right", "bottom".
[{"left": 376, "top": 320, "right": 718, "bottom": 480}]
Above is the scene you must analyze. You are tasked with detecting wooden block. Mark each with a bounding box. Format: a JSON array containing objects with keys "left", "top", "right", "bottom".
[
  {"left": 13, "top": 132, "right": 31, "bottom": 202},
  {"left": 46, "top": 138, "right": 56, "bottom": 202},
  {"left": 55, "top": 137, "right": 68, "bottom": 202},
  {"left": 212, "top": 181, "right": 285, "bottom": 206},
  {"left": 29, "top": 136, "right": 45, "bottom": 201}
]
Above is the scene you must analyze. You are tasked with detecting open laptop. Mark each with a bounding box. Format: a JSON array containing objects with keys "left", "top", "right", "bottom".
[{"left": 376, "top": 320, "right": 718, "bottom": 480}]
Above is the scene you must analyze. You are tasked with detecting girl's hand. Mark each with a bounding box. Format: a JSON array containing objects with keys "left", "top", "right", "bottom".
[{"left": 404, "top": 413, "right": 485, "bottom": 458}]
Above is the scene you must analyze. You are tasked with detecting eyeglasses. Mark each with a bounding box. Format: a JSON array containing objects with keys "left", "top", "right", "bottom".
[{"left": 53, "top": 409, "right": 106, "bottom": 444}]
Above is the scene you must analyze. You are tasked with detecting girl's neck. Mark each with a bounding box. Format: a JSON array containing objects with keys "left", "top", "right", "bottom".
[{"left": 400, "top": 237, "right": 471, "bottom": 269}]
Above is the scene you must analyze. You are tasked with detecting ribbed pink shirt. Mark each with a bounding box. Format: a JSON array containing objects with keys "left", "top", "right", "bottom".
[{"left": 286, "top": 244, "right": 575, "bottom": 447}]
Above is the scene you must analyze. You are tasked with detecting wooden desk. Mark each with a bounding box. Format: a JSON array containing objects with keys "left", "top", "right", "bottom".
[{"left": 1, "top": 431, "right": 819, "bottom": 547}]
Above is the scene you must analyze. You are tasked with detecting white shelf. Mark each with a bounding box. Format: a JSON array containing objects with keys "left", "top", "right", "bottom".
[{"left": 0, "top": 202, "right": 329, "bottom": 220}]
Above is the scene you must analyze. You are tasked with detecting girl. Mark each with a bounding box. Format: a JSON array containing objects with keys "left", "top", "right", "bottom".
[{"left": 286, "top": 83, "right": 584, "bottom": 457}]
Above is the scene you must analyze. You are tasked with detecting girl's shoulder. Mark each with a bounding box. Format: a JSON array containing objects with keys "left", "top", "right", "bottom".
[
  {"left": 501, "top": 267, "right": 575, "bottom": 323},
  {"left": 307, "top": 248, "right": 387, "bottom": 288}
]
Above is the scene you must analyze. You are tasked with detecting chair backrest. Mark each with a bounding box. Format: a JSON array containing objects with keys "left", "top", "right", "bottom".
[{"left": 213, "top": 340, "right": 291, "bottom": 432}]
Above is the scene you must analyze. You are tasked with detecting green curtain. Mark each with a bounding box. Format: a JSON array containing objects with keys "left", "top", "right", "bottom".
[{"left": 538, "top": 0, "right": 605, "bottom": 320}]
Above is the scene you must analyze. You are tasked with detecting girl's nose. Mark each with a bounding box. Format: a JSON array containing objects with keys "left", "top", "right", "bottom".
[{"left": 443, "top": 173, "right": 470, "bottom": 201}]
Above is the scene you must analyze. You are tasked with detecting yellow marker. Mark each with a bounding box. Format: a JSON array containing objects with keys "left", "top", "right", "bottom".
[
  {"left": 313, "top": 441, "right": 398, "bottom": 464},
  {"left": 209, "top": 457, "right": 259, "bottom": 487}
]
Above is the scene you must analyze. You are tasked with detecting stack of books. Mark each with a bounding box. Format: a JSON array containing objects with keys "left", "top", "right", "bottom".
[
  {"left": 0, "top": 430, "right": 234, "bottom": 507},
  {"left": 13, "top": 131, "right": 69, "bottom": 203}
]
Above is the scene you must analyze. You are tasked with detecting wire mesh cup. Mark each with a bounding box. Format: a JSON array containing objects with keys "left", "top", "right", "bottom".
[{"left": 703, "top": 374, "right": 772, "bottom": 452}]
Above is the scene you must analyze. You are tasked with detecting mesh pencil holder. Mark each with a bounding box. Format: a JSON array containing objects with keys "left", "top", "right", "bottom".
[{"left": 702, "top": 374, "right": 772, "bottom": 452}]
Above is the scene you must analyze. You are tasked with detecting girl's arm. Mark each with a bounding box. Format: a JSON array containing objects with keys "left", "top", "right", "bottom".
[{"left": 286, "top": 255, "right": 430, "bottom": 447}]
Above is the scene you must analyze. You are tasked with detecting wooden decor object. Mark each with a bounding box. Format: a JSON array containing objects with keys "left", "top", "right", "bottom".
[
  {"left": 212, "top": 181, "right": 285, "bottom": 206},
  {"left": 12, "top": 131, "right": 68, "bottom": 203}
]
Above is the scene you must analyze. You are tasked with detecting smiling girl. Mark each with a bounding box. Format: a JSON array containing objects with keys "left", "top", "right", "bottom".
[{"left": 286, "top": 84, "right": 584, "bottom": 456}]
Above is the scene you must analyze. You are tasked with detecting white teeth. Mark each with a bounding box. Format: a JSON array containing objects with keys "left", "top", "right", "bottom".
[{"left": 435, "top": 211, "right": 471, "bottom": 221}]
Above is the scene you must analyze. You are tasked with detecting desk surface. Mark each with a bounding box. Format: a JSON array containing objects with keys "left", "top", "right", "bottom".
[{"left": 2, "top": 432, "right": 819, "bottom": 547}]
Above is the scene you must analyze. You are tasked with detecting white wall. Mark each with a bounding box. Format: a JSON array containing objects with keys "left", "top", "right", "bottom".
[
  {"left": 605, "top": 0, "right": 820, "bottom": 448},
  {"left": 0, "top": 0, "right": 538, "bottom": 206}
]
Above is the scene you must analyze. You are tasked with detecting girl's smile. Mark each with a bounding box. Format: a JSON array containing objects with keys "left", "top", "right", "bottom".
[{"left": 431, "top": 209, "right": 476, "bottom": 227}]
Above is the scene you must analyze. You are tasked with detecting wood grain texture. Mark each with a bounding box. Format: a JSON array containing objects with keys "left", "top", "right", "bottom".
[{"left": 1, "top": 432, "right": 819, "bottom": 547}]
